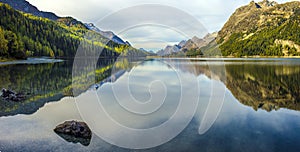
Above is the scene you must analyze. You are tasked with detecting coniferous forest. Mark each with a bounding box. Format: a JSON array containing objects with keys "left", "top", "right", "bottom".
[{"left": 0, "top": 3, "right": 146, "bottom": 60}]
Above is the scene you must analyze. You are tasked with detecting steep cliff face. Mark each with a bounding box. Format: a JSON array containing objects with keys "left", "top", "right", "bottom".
[{"left": 215, "top": 0, "right": 300, "bottom": 56}]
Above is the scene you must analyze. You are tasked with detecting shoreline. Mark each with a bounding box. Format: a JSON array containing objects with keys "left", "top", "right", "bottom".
[
  {"left": 147, "top": 55, "right": 300, "bottom": 59},
  {"left": 0, "top": 58, "right": 16, "bottom": 62},
  {"left": 2, "top": 55, "right": 300, "bottom": 64},
  {"left": 221, "top": 56, "right": 300, "bottom": 58},
  {"left": 0, "top": 57, "right": 64, "bottom": 66}
]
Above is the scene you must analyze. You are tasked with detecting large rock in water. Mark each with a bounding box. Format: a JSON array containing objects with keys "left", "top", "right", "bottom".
[
  {"left": 54, "top": 120, "right": 92, "bottom": 139},
  {"left": 54, "top": 121, "right": 92, "bottom": 146}
]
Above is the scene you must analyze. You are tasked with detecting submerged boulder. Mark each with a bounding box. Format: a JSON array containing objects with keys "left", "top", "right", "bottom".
[{"left": 54, "top": 120, "right": 92, "bottom": 146}]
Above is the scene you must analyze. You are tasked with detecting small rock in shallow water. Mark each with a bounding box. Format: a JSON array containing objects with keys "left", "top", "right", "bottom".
[
  {"left": 1, "top": 88, "right": 26, "bottom": 102},
  {"left": 1, "top": 88, "right": 16, "bottom": 97}
]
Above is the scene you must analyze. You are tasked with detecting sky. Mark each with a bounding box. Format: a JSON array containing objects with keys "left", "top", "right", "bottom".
[{"left": 27, "top": 0, "right": 293, "bottom": 51}]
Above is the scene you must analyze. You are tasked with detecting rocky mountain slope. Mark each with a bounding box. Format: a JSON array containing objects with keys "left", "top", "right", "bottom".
[
  {"left": 84, "top": 23, "right": 130, "bottom": 45},
  {"left": 217, "top": 0, "right": 278, "bottom": 42},
  {"left": 157, "top": 45, "right": 181, "bottom": 56},
  {"left": 182, "top": 33, "right": 217, "bottom": 52},
  {"left": 216, "top": 0, "right": 300, "bottom": 57}
]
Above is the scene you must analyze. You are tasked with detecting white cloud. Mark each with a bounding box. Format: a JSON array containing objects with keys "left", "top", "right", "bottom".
[
  {"left": 121, "top": 26, "right": 187, "bottom": 51},
  {"left": 26, "top": 0, "right": 294, "bottom": 50}
]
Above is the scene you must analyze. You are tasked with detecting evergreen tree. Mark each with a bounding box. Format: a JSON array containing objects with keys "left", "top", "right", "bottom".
[{"left": 0, "top": 27, "right": 8, "bottom": 56}]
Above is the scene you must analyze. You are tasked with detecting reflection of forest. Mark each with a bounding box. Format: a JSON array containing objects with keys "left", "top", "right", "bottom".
[
  {"left": 163, "top": 59, "right": 300, "bottom": 112},
  {"left": 175, "top": 60, "right": 300, "bottom": 112},
  {"left": 0, "top": 58, "right": 137, "bottom": 117},
  {"left": 225, "top": 64, "right": 300, "bottom": 112},
  {"left": 69, "top": 57, "right": 137, "bottom": 96},
  {"left": 1, "top": 59, "right": 299, "bottom": 116},
  {"left": 0, "top": 61, "right": 72, "bottom": 116}
]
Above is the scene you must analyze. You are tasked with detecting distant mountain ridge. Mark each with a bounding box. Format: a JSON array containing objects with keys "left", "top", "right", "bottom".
[
  {"left": 181, "top": 33, "right": 217, "bottom": 52},
  {"left": 157, "top": 45, "right": 181, "bottom": 56},
  {"left": 157, "top": 33, "right": 217, "bottom": 56}
]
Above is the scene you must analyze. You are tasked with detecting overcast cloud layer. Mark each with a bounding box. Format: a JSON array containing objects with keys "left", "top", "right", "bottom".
[{"left": 27, "top": 0, "right": 293, "bottom": 51}]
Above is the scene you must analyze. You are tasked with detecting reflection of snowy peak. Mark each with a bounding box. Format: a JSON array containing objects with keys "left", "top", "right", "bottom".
[{"left": 84, "top": 23, "right": 129, "bottom": 45}]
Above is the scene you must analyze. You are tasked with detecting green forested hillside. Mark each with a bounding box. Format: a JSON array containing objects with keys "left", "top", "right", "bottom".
[
  {"left": 220, "top": 11, "right": 300, "bottom": 56},
  {"left": 195, "top": 1, "right": 300, "bottom": 57},
  {"left": 0, "top": 3, "right": 146, "bottom": 59},
  {"left": 217, "top": 1, "right": 300, "bottom": 57}
]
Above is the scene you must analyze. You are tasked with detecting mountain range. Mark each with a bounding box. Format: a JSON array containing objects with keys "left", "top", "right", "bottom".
[
  {"left": 1, "top": 0, "right": 299, "bottom": 59},
  {"left": 157, "top": 44, "right": 181, "bottom": 56},
  {"left": 158, "top": 0, "right": 300, "bottom": 57},
  {"left": 157, "top": 33, "right": 217, "bottom": 56}
]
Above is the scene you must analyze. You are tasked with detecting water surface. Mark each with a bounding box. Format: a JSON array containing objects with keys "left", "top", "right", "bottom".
[{"left": 0, "top": 58, "right": 300, "bottom": 151}]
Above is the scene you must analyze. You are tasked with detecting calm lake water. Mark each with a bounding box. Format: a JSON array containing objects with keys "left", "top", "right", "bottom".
[{"left": 0, "top": 58, "right": 300, "bottom": 151}]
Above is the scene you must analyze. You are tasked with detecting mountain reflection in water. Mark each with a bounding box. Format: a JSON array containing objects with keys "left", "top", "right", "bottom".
[{"left": 0, "top": 58, "right": 300, "bottom": 152}]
